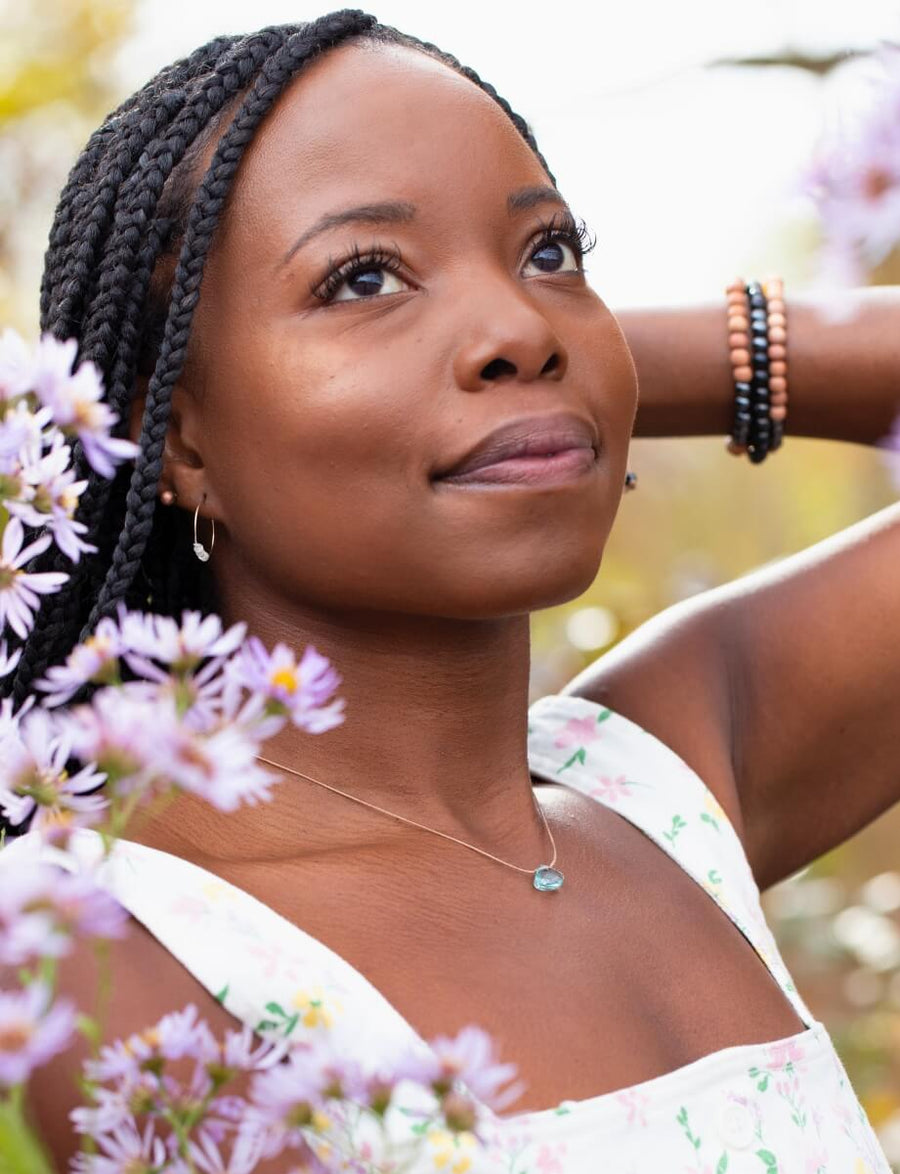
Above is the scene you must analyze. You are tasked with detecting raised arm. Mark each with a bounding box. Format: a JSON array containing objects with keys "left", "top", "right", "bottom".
[{"left": 565, "top": 287, "right": 900, "bottom": 890}]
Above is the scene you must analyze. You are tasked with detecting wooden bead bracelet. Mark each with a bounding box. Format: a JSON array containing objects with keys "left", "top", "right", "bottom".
[{"left": 725, "top": 276, "right": 788, "bottom": 462}]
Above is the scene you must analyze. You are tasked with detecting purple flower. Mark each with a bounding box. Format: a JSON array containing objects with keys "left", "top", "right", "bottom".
[
  {"left": 65, "top": 684, "right": 176, "bottom": 801},
  {"left": 0, "top": 982, "right": 75, "bottom": 1087},
  {"left": 227, "top": 639, "right": 345, "bottom": 733},
  {"left": 0, "top": 400, "right": 48, "bottom": 471},
  {"left": 0, "top": 516, "right": 69, "bottom": 639},
  {"left": 120, "top": 610, "right": 246, "bottom": 673},
  {"left": 0, "top": 863, "right": 127, "bottom": 966},
  {"left": 807, "top": 45, "right": 900, "bottom": 286},
  {"left": 415, "top": 1026, "right": 523, "bottom": 1113},
  {"left": 9, "top": 434, "right": 95, "bottom": 563},
  {"left": 221, "top": 1024, "right": 289, "bottom": 1073},
  {"left": 74, "top": 1009, "right": 293, "bottom": 1173},
  {"left": 244, "top": 1043, "right": 332, "bottom": 1124},
  {"left": 0, "top": 328, "right": 36, "bottom": 402},
  {"left": 70, "top": 1082, "right": 153, "bottom": 1138},
  {"left": 85, "top": 1005, "right": 218, "bottom": 1086},
  {"left": 36, "top": 615, "right": 124, "bottom": 705},
  {"left": 69, "top": 1121, "right": 170, "bottom": 1174},
  {"left": 185, "top": 1133, "right": 231, "bottom": 1174},
  {"left": 0, "top": 641, "right": 21, "bottom": 678},
  {"left": 875, "top": 409, "right": 900, "bottom": 491},
  {"left": 151, "top": 1004, "right": 220, "bottom": 1065},
  {"left": 29, "top": 334, "right": 139, "bottom": 479},
  {"left": 158, "top": 721, "right": 280, "bottom": 812},
  {"left": 0, "top": 706, "right": 108, "bottom": 831}
]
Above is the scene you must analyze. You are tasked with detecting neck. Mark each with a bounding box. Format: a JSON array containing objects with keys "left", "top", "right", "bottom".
[{"left": 135, "top": 591, "right": 545, "bottom": 867}]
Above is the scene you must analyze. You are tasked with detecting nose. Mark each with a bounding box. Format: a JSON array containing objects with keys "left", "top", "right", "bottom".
[{"left": 451, "top": 277, "right": 568, "bottom": 392}]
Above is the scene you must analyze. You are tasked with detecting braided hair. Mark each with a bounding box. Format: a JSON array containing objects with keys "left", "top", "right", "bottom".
[{"left": 6, "top": 9, "right": 553, "bottom": 707}]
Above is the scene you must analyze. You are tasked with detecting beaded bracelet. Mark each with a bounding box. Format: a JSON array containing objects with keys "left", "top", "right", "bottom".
[
  {"left": 763, "top": 276, "right": 788, "bottom": 452},
  {"left": 747, "top": 280, "right": 772, "bottom": 464},
  {"left": 725, "top": 276, "right": 789, "bottom": 462}
]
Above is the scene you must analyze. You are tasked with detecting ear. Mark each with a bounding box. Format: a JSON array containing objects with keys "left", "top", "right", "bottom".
[{"left": 129, "top": 379, "right": 225, "bottom": 523}]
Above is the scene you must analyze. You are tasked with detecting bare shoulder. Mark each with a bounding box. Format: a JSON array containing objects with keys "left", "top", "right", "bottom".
[
  {"left": 8, "top": 917, "right": 235, "bottom": 1164},
  {"left": 559, "top": 590, "right": 743, "bottom": 835}
]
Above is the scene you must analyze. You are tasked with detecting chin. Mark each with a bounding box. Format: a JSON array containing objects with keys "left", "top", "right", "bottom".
[{"left": 431, "top": 545, "right": 607, "bottom": 620}]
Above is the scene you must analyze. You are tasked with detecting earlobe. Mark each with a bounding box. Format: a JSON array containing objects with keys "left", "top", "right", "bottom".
[{"left": 142, "top": 382, "right": 223, "bottom": 524}]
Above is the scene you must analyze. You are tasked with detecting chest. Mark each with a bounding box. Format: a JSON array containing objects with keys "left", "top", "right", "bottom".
[{"left": 233, "top": 788, "right": 805, "bottom": 1113}]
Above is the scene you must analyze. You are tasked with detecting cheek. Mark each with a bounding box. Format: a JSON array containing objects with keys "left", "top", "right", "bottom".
[{"left": 199, "top": 337, "right": 430, "bottom": 579}]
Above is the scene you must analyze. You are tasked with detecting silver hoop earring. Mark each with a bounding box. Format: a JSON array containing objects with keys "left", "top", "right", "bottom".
[{"left": 193, "top": 501, "right": 215, "bottom": 562}]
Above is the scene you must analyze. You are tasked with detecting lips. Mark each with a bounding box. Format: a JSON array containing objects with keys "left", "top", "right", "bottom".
[{"left": 435, "top": 413, "right": 599, "bottom": 481}]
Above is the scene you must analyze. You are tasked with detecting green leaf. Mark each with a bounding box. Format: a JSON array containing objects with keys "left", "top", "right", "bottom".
[
  {"left": 560, "top": 748, "right": 587, "bottom": 772},
  {"left": 264, "top": 1001, "right": 287, "bottom": 1017},
  {"left": 214, "top": 983, "right": 230, "bottom": 1004},
  {"left": 756, "top": 1148, "right": 778, "bottom": 1170},
  {"left": 676, "top": 1107, "right": 688, "bottom": 1126},
  {"left": 716, "top": 1154, "right": 729, "bottom": 1174},
  {"left": 0, "top": 1100, "right": 57, "bottom": 1174},
  {"left": 596, "top": 709, "right": 612, "bottom": 723},
  {"left": 757, "top": 1075, "right": 769, "bottom": 1092}
]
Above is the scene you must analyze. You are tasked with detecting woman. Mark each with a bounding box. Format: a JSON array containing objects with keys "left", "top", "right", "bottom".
[{"left": 7, "top": 9, "right": 900, "bottom": 1169}]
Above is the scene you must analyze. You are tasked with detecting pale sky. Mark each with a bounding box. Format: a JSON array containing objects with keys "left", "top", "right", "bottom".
[{"left": 110, "top": 0, "right": 899, "bottom": 307}]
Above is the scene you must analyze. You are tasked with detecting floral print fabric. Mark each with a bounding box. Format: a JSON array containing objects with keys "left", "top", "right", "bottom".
[{"left": 16, "top": 694, "right": 891, "bottom": 1172}]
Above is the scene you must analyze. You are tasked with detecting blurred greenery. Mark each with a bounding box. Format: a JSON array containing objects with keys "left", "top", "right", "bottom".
[
  {"left": 0, "top": 0, "right": 133, "bottom": 330},
  {"left": 3, "top": 3, "right": 900, "bottom": 1166}
]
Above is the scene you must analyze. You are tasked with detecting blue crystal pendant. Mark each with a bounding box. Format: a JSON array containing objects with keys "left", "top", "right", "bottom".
[{"left": 533, "top": 866, "right": 565, "bottom": 892}]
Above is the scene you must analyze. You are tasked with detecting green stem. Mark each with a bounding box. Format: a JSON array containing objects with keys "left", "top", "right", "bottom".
[{"left": 37, "top": 956, "right": 57, "bottom": 994}]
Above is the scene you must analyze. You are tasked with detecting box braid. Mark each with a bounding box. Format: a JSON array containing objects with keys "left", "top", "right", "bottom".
[{"left": 7, "top": 10, "right": 553, "bottom": 708}]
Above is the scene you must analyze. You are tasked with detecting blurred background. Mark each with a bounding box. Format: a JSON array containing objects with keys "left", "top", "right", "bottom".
[{"left": 3, "top": 0, "right": 900, "bottom": 1162}]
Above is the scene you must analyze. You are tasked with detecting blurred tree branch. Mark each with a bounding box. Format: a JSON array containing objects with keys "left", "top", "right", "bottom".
[{"left": 709, "top": 48, "right": 869, "bottom": 75}]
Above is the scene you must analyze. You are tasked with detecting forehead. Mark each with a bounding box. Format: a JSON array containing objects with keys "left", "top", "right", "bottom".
[{"left": 223, "top": 40, "right": 549, "bottom": 251}]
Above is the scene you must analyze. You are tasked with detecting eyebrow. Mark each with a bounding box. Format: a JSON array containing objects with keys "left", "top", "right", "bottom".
[{"left": 278, "top": 185, "right": 566, "bottom": 268}]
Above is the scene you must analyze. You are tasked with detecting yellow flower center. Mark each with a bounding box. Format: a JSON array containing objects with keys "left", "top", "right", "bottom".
[{"left": 270, "top": 667, "right": 299, "bottom": 693}]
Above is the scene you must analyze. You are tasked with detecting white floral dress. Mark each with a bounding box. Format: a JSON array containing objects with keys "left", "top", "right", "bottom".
[{"left": 15, "top": 694, "right": 892, "bottom": 1173}]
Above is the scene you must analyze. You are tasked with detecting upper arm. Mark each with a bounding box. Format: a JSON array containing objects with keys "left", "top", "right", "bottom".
[
  {"left": 565, "top": 499, "right": 900, "bottom": 891},
  {"left": 721, "top": 499, "right": 900, "bottom": 888}
]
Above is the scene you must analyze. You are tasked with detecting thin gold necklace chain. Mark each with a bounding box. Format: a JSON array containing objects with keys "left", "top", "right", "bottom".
[{"left": 255, "top": 755, "right": 558, "bottom": 875}]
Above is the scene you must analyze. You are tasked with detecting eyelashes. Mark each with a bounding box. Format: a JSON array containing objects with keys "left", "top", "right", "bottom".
[
  {"left": 531, "top": 211, "right": 597, "bottom": 266},
  {"left": 308, "top": 210, "right": 597, "bottom": 305},
  {"left": 311, "top": 244, "right": 405, "bottom": 303}
]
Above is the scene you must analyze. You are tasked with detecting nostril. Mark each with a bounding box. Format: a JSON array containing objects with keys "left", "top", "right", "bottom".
[
  {"left": 481, "top": 357, "right": 517, "bottom": 381},
  {"left": 541, "top": 353, "right": 560, "bottom": 376}
]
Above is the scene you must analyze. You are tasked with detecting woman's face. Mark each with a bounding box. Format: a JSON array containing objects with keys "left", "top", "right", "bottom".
[{"left": 177, "top": 39, "right": 638, "bottom": 621}]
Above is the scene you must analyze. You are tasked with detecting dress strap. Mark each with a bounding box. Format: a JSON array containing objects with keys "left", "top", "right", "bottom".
[
  {"left": 0, "top": 829, "right": 432, "bottom": 1065},
  {"left": 526, "top": 693, "right": 815, "bottom": 1028}
]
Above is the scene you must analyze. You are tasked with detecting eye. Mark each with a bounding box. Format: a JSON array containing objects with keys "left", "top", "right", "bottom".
[
  {"left": 524, "top": 234, "right": 582, "bottom": 276},
  {"left": 331, "top": 264, "right": 410, "bottom": 302},
  {"left": 312, "top": 247, "right": 412, "bottom": 305},
  {"left": 522, "top": 215, "right": 595, "bottom": 278}
]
